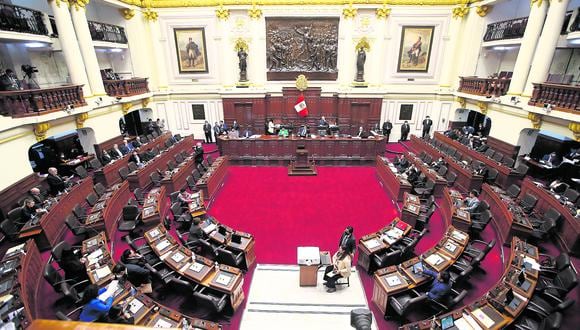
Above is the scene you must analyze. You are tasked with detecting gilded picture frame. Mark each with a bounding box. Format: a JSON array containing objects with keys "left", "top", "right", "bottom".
[
  {"left": 397, "top": 26, "right": 435, "bottom": 73},
  {"left": 173, "top": 28, "right": 209, "bottom": 74}
]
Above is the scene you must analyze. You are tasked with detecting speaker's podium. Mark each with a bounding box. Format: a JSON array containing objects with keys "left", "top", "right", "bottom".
[
  {"left": 297, "top": 247, "right": 331, "bottom": 286},
  {"left": 288, "top": 144, "right": 317, "bottom": 176}
]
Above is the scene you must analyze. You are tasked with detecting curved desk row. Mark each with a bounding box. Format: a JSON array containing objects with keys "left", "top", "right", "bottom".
[
  {"left": 376, "top": 156, "right": 413, "bottom": 202},
  {"left": 357, "top": 218, "right": 412, "bottom": 273},
  {"left": 404, "top": 151, "right": 448, "bottom": 197},
  {"left": 196, "top": 156, "right": 229, "bottom": 202}
]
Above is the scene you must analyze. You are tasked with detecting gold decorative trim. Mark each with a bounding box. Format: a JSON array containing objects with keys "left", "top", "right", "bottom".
[
  {"left": 69, "top": 0, "right": 89, "bottom": 11},
  {"left": 50, "top": 0, "right": 70, "bottom": 8},
  {"left": 452, "top": 5, "right": 469, "bottom": 19},
  {"left": 120, "top": 1, "right": 480, "bottom": 8},
  {"left": 248, "top": 4, "right": 262, "bottom": 19},
  {"left": 0, "top": 132, "right": 33, "bottom": 145},
  {"left": 142, "top": 98, "right": 151, "bottom": 108},
  {"left": 475, "top": 5, "right": 489, "bottom": 17},
  {"left": 143, "top": 9, "right": 159, "bottom": 21},
  {"left": 376, "top": 5, "right": 391, "bottom": 19},
  {"left": 528, "top": 112, "right": 542, "bottom": 129},
  {"left": 120, "top": 8, "right": 136, "bottom": 20},
  {"left": 75, "top": 112, "right": 89, "bottom": 129},
  {"left": 122, "top": 102, "right": 133, "bottom": 115},
  {"left": 295, "top": 74, "right": 308, "bottom": 92},
  {"left": 476, "top": 100, "right": 487, "bottom": 114},
  {"left": 234, "top": 38, "right": 249, "bottom": 51},
  {"left": 530, "top": 0, "right": 543, "bottom": 8},
  {"left": 355, "top": 37, "right": 370, "bottom": 52},
  {"left": 216, "top": 5, "right": 230, "bottom": 20},
  {"left": 456, "top": 96, "right": 466, "bottom": 108},
  {"left": 34, "top": 123, "right": 51, "bottom": 142},
  {"left": 343, "top": 3, "right": 357, "bottom": 19},
  {"left": 568, "top": 122, "right": 580, "bottom": 141}
]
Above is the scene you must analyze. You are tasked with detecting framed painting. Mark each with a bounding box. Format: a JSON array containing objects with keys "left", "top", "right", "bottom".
[
  {"left": 397, "top": 26, "right": 435, "bottom": 73},
  {"left": 173, "top": 28, "right": 209, "bottom": 74}
]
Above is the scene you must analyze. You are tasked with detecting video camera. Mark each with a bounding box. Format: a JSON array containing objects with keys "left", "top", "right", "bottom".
[{"left": 21, "top": 64, "right": 39, "bottom": 78}]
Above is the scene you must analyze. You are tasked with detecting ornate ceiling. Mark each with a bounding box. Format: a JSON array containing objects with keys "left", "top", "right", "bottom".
[{"left": 120, "top": 0, "right": 477, "bottom": 8}]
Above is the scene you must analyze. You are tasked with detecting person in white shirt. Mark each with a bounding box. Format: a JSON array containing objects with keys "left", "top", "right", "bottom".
[{"left": 267, "top": 119, "right": 275, "bottom": 135}]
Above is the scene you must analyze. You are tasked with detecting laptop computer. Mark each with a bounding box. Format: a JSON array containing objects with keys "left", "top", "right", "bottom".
[
  {"left": 441, "top": 315, "right": 454, "bottom": 330},
  {"left": 231, "top": 234, "right": 242, "bottom": 244},
  {"left": 412, "top": 262, "right": 424, "bottom": 274}
]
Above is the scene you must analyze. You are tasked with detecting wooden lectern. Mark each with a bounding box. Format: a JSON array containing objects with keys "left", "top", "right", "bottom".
[{"left": 288, "top": 144, "right": 317, "bottom": 176}]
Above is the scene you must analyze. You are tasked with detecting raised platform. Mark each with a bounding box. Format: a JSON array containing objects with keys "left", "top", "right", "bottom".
[{"left": 288, "top": 163, "right": 317, "bottom": 176}]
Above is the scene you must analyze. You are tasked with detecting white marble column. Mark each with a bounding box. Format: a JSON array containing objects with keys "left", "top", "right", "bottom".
[
  {"left": 439, "top": 15, "right": 464, "bottom": 88},
  {"left": 69, "top": 2, "right": 106, "bottom": 96},
  {"left": 48, "top": 0, "right": 91, "bottom": 96},
  {"left": 523, "top": 0, "right": 570, "bottom": 97},
  {"left": 506, "top": 0, "right": 548, "bottom": 95},
  {"left": 125, "top": 10, "right": 157, "bottom": 90},
  {"left": 148, "top": 18, "right": 169, "bottom": 91},
  {"left": 457, "top": 7, "right": 486, "bottom": 78}
]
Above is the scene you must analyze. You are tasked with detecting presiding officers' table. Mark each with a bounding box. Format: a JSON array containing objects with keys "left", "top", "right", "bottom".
[{"left": 219, "top": 135, "right": 386, "bottom": 165}]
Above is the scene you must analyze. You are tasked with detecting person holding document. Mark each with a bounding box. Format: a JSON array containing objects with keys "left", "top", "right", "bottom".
[
  {"left": 79, "top": 284, "right": 114, "bottom": 322},
  {"left": 323, "top": 247, "right": 352, "bottom": 293}
]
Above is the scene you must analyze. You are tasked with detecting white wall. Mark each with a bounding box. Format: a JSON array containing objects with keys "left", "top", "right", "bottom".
[
  {"left": 152, "top": 98, "right": 223, "bottom": 139},
  {"left": 96, "top": 49, "right": 134, "bottom": 78},
  {"left": 0, "top": 43, "right": 69, "bottom": 87}
]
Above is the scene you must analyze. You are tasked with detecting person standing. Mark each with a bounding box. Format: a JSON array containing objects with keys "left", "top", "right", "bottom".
[
  {"left": 382, "top": 120, "right": 393, "bottom": 143},
  {"left": 338, "top": 226, "right": 355, "bottom": 256},
  {"left": 267, "top": 119, "right": 275, "bottom": 135},
  {"left": 400, "top": 121, "right": 410, "bottom": 141},
  {"left": 203, "top": 121, "right": 212, "bottom": 143},
  {"left": 422, "top": 116, "right": 433, "bottom": 139},
  {"left": 213, "top": 121, "right": 220, "bottom": 142}
]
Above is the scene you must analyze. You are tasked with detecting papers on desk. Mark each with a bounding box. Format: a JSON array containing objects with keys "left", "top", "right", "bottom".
[
  {"left": 149, "top": 229, "right": 160, "bottom": 239},
  {"left": 215, "top": 274, "right": 232, "bottom": 286},
  {"left": 385, "top": 275, "right": 402, "bottom": 287},
  {"left": 153, "top": 318, "right": 173, "bottom": 328},
  {"left": 451, "top": 230, "right": 467, "bottom": 242},
  {"left": 363, "top": 238, "right": 381, "bottom": 250},
  {"left": 523, "top": 256, "right": 541, "bottom": 271},
  {"left": 128, "top": 298, "right": 144, "bottom": 314},
  {"left": 87, "top": 248, "right": 103, "bottom": 266},
  {"left": 98, "top": 280, "right": 119, "bottom": 301},
  {"left": 381, "top": 234, "right": 397, "bottom": 245},
  {"left": 381, "top": 228, "right": 403, "bottom": 245},
  {"left": 444, "top": 242, "right": 458, "bottom": 253},
  {"left": 171, "top": 252, "right": 185, "bottom": 263},
  {"left": 471, "top": 308, "right": 495, "bottom": 328},
  {"left": 156, "top": 240, "right": 171, "bottom": 251},
  {"left": 425, "top": 253, "right": 444, "bottom": 266},
  {"left": 202, "top": 223, "right": 217, "bottom": 234},
  {"left": 455, "top": 314, "right": 483, "bottom": 330},
  {"left": 189, "top": 262, "right": 204, "bottom": 273},
  {"left": 95, "top": 266, "right": 111, "bottom": 280}
]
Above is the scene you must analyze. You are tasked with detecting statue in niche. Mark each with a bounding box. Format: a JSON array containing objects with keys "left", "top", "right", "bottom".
[
  {"left": 238, "top": 49, "right": 248, "bottom": 82},
  {"left": 355, "top": 48, "right": 366, "bottom": 82}
]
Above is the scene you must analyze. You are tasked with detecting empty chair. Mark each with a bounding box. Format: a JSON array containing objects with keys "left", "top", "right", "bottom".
[
  {"left": 515, "top": 163, "right": 529, "bottom": 176},
  {"left": 446, "top": 172, "right": 457, "bottom": 187},
  {"left": 372, "top": 249, "right": 402, "bottom": 272},
  {"left": 152, "top": 131, "right": 159, "bottom": 138},
  {"left": 164, "top": 140, "right": 173, "bottom": 149},
  {"left": 175, "top": 154, "right": 184, "bottom": 164},
  {"left": 93, "top": 183, "right": 106, "bottom": 197},
  {"left": 424, "top": 155, "right": 433, "bottom": 165},
  {"left": 486, "top": 168, "right": 499, "bottom": 183},
  {"left": 507, "top": 184, "right": 521, "bottom": 199},
  {"left": 65, "top": 215, "right": 97, "bottom": 241},
  {"left": 413, "top": 180, "right": 435, "bottom": 198},
  {"left": 74, "top": 166, "right": 88, "bottom": 179},
  {"left": 85, "top": 193, "right": 99, "bottom": 207},
  {"left": 419, "top": 151, "right": 427, "bottom": 161},
  {"left": 493, "top": 152, "right": 504, "bottom": 163},
  {"left": 139, "top": 135, "right": 149, "bottom": 143},
  {"left": 562, "top": 188, "right": 579, "bottom": 204},
  {"left": 415, "top": 205, "right": 435, "bottom": 231},
  {"left": 197, "top": 164, "right": 206, "bottom": 175},
  {"left": 192, "top": 170, "right": 201, "bottom": 181},
  {"left": 202, "top": 159, "right": 209, "bottom": 168},
  {"left": 529, "top": 208, "right": 562, "bottom": 227},
  {"left": 515, "top": 311, "right": 563, "bottom": 330},
  {"left": 167, "top": 160, "right": 176, "bottom": 171},
  {"left": 146, "top": 134, "right": 154, "bottom": 141},
  {"left": 388, "top": 290, "right": 428, "bottom": 319},
  {"left": 216, "top": 246, "right": 245, "bottom": 269},
  {"left": 169, "top": 191, "right": 181, "bottom": 204},
  {"left": 428, "top": 289, "right": 468, "bottom": 313},
  {"left": 437, "top": 165, "right": 448, "bottom": 176},
  {"left": 502, "top": 157, "right": 515, "bottom": 168},
  {"left": 72, "top": 203, "right": 88, "bottom": 221},
  {"left": 118, "top": 204, "right": 141, "bottom": 235},
  {"left": 43, "top": 263, "right": 87, "bottom": 303},
  {"left": 526, "top": 297, "right": 575, "bottom": 319},
  {"left": 134, "top": 188, "right": 145, "bottom": 204},
  {"left": 519, "top": 193, "right": 538, "bottom": 214},
  {"left": 128, "top": 161, "right": 139, "bottom": 172},
  {"left": 51, "top": 241, "right": 72, "bottom": 264},
  {"left": 484, "top": 148, "right": 495, "bottom": 158},
  {"left": 206, "top": 155, "right": 213, "bottom": 165},
  {"left": 89, "top": 158, "right": 102, "bottom": 170},
  {"left": 118, "top": 167, "right": 130, "bottom": 181},
  {"left": 186, "top": 176, "right": 198, "bottom": 191},
  {"left": 0, "top": 219, "right": 21, "bottom": 242},
  {"left": 530, "top": 219, "right": 558, "bottom": 241},
  {"left": 469, "top": 210, "right": 492, "bottom": 236},
  {"left": 149, "top": 171, "right": 161, "bottom": 187},
  {"left": 540, "top": 253, "right": 571, "bottom": 278},
  {"left": 193, "top": 287, "right": 228, "bottom": 315}
]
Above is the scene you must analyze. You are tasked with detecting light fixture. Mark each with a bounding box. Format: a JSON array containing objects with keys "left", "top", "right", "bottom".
[
  {"left": 109, "top": 48, "right": 123, "bottom": 53},
  {"left": 568, "top": 38, "right": 580, "bottom": 45},
  {"left": 492, "top": 46, "right": 515, "bottom": 51},
  {"left": 25, "top": 42, "right": 47, "bottom": 48}
]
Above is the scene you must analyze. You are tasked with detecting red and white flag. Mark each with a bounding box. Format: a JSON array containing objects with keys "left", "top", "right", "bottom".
[{"left": 294, "top": 94, "right": 308, "bottom": 117}]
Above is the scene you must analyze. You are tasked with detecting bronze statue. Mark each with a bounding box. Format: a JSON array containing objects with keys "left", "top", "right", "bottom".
[
  {"left": 238, "top": 49, "right": 248, "bottom": 82},
  {"left": 355, "top": 48, "right": 366, "bottom": 82}
]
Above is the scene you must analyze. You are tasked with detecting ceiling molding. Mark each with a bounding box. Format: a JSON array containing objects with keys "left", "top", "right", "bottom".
[{"left": 120, "top": 0, "right": 478, "bottom": 8}]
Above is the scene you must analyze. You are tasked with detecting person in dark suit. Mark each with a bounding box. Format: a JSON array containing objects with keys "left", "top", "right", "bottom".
[
  {"left": 120, "top": 249, "right": 146, "bottom": 267},
  {"left": 99, "top": 305, "right": 134, "bottom": 325},
  {"left": 319, "top": 116, "right": 328, "bottom": 127},
  {"left": 20, "top": 199, "right": 46, "bottom": 225},
  {"left": 356, "top": 126, "right": 368, "bottom": 138},
  {"left": 187, "top": 218, "right": 204, "bottom": 253},
  {"left": 128, "top": 151, "right": 144, "bottom": 168},
  {"left": 213, "top": 121, "right": 220, "bottom": 141},
  {"left": 542, "top": 152, "right": 562, "bottom": 167},
  {"left": 132, "top": 136, "right": 143, "bottom": 149},
  {"left": 338, "top": 226, "right": 355, "bottom": 256},
  {"left": 298, "top": 125, "right": 308, "bottom": 137},
  {"left": 382, "top": 120, "right": 393, "bottom": 143},
  {"left": 232, "top": 120, "right": 240, "bottom": 132},
  {"left": 60, "top": 245, "right": 88, "bottom": 282},
  {"left": 46, "top": 167, "right": 70, "bottom": 196},
  {"left": 476, "top": 141, "right": 488, "bottom": 153},
  {"left": 242, "top": 127, "right": 253, "bottom": 138},
  {"left": 220, "top": 120, "right": 228, "bottom": 134},
  {"left": 110, "top": 144, "right": 124, "bottom": 159},
  {"left": 28, "top": 188, "right": 45, "bottom": 208},
  {"left": 422, "top": 116, "right": 433, "bottom": 139},
  {"left": 194, "top": 143, "right": 204, "bottom": 166},
  {"left": 113, "top": 263, "right": 152, "bottom": 288},
  {"left": 203, "top": 121, "right": 212, "bottom": 143},
  {"left": 406, "top": 166, "right": 420, "bottom": 184},
  {"left": 400, "top": 121, "right": 410, "bottom": 141},
  {"left": 101, "top": 150, "right": 112, "bottom": 165}
]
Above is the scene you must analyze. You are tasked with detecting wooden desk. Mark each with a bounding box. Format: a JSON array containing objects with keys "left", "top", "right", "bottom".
[
  {"left": 161, "top": 154, "right": 196, "bottom": 195},
  {"left": 18, "top": 240, "right": 42, "bottom": 326},
  {"left": 443, "top": 188, "right": 471, "bottom": 232},
  {"left": 141, "top": 186, "right": 167, "bottom": 225},
  {"left": 101, "top": 181, "right": 131, "bottom": 239},
  {"left": 375, "top": 156, "right": 412, "bottom": 201},
  {"left": 220, "top": 135, "right": 386, "bottom": 165},
  {"left": 197, "top": 156, "right": 229, "bottom": 202},
  {"left": 520, "top": 177, "right": 580, "bottom": 256},
  {"left": 357, "top": 218, "right": 411, "bottom": 273},
  {"left": 19, "top": 178, "right": 93, "bottom": 251},
  {"left": 401, "top": 195, "right": 421, "bottom": 227},
  {"left": 405, "top": 151, "right": 447, "bottom": 197}
]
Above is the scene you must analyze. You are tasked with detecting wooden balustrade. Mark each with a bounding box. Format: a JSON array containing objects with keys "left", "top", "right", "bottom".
[
  {"left": 529, "top": 83, "right": 580, "bottom": 113},
  {"left": 0, "top": 85, "right": 86, "bottom": 118},
  {"left": 103, "top": 78, "right": 149, "bottom": 97},
  {"left": 459, "top": 76, "right": 511, "bottom": 97}
]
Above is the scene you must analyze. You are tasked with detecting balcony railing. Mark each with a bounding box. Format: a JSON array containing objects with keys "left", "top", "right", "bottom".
[
  {"left": 483, "top": 17, "right": 528, "bottom": 42},
  {"left": 49, "top": 16, "right": 58, "bottom": 37},
  {"left": 103, "top": 78, "right": 149, "bottom": 97},
  {"left": 0, "top": 3, "right": 48, "bottom": 36},
  {"left": 529, "top": 83, "right": 580, "bottom": 112},
  {"left": 0, "top": 85, "right": 86, "bottom": 118},
  {"left": 459, "top": 76, "right": 512, "bottom": 97},
  {"left": 88, "top": 21, "right": 127, "bottom": 44}
]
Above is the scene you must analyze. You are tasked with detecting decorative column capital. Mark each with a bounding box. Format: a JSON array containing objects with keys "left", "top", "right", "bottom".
[
  {"left": 530, "top": 0, "right": 545, "bottom": 8},
  {"left": 50, "top": 0, "right": 69, "bottom": 8},
  {"left": 216, "top": 5, "right": 230, "bottom": 20},
  {"left": 528, "top": 112, "right": 543, "bottom": 129},
  {"left": 355, "top": 37, "right": 370, "bottom": 52},
  {"left": 375, "top": 5, "right": 391, "bottom": 20},
  {"left": 34, "top": 123, "right": 51, "bottom": 142},
  {"left": 143, "top": 9, "right": 158, "bottom": 22},
  {"left": 142, "top": 98, "right": 151, "bottom": 108},
  {"left": 568, "top": 122, "right": 580, "bottom": 141},
  {"left": 476, "top": 101, "right": 488, "bottom": 114},
  {"left": 69, "top": 0, "right": 89, "bottom": 11},
  {"left": 120, "top": 8, "right": 135, "bottom": 20},
  {"left": 234, "top": 38, "right": 249, "bottom": 52},
  {"left": 343, "top": 4, "right": 357, "bottom": 19},
  {"left": 248, "top": 4, "right": 262, "bottom": 20},
  {"left": 122, "top": 102, "right": 133, "bottom": 115},
  {"left": 452, "top": 5, "right": 469, "bottom": 20},
  {"left": 75, "top": 112, "right": 89, "bottom": 128},
  {"left": 476, "top": 5, "right": 491, "bottom": 17},
  {"left": 456, "top": 96, "right": 466, "bottom": 108}
]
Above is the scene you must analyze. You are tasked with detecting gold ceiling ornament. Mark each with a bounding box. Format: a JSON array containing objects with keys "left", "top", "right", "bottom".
[
  {"left": 75, "top": 112, "right": 89, "bottom": 129},
  {"left": 568, "top": 122, "right": 580, "bottom": 141},
  {"left": 216, "top": 4, "right": 230, "bottom": 20},
  {"left": 475, "top": 5, "right": 489, "bottom": 17},
  {"left": 248, "top": 3, "right": 262, "bottom": 19},
  {"left": 51, "top": 0, "right": 70, "bottom": 8},
  {"left": 452, "top": 4, "right": 469, "bottom": 19},
  {"left": 143, "top": 8, "right": 159, "bottom": 21},
  {"left": 120, "top": 8, "right": 136, "bottom": 20},
  {"left": 375, "top": 4, "right": 392, "bottom": 19},
  {"left": 69, "top": 0, "right": 90, "bottom": 10},
  {"left": 530, "top": 0, "right": 543, "bottom": 8},
  {"left": 120, "top": 1, "right": 480, "bottom": 8},
  {"left": 295, "top": 74, "right": 308, "bottom": 92},
  {"left": 33, "top": 123, "right": 51, "bottom": 142},
  {"left": 142, "top": 97, "right": 151, "bottom": 108},
  {"left": 528, "top": 112, "right": 543, "bottom": 129},
  {"left": 234, "top": 38, "right": 249, "bottom": 52},
  {"left": 122, "top": 102, "right": 133, "bottom": 115},
  {"left": 456, "top": 96, "right": 466, "bottom": 108},
  {"left": 343, "top": 3, "right": 357, "bottom": 19},
  {"left": 355, "top": 37, "right": 371, "bottom": 52},
  {"left": 476, "top": 101, "right": 487, "bottom": 114}
]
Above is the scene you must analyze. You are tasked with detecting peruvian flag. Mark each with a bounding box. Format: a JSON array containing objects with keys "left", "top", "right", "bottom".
[{"left": 294, "top": 94, "right": 308, "bottom": 117}]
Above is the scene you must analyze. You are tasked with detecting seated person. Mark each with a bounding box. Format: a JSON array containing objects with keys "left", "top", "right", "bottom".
[
  {"left": 120, "top": 249, "right": 146, "bottom": 267},
  {"left": 356, "top": 126, "right": 369, "bottom": 138},
  {"left": 101, "top": 150, "right": 112, "bottom": 165},
  {"left": 132, "top": 136, "right": 143, "bottom": 149},
  {"left": 278, "top": 127, "right": 289, "bottom": 137},
  {"left": 60, "top": 245, "right": 89, "bottom": 282},
  {"left": 110, "top": 144, "right": 124, "bottom": 159},
  {"left": 242, "top": 128, "right": 253, "bottom": 138},
  {"left": 417, "top": 268, "right": 451, "bottom": 302},
  {"left": 113, "top": 263, "right": 152, "bottom": 290},
  {"left": 430, "top": 157, "right": 445, "bottom": 171},
  {"left": 19, "top": 199, "right": 46, "bottom": 226},
  {"left": 475, "top": 163, "right": 488, "bottom": 181},
  {"left": 461, "top": 190, "right": 480, "bottom": 215},
  {"left": 193, "top": 143, "right": 204, "bottom": 166},
  {"left": 28, "top": 187, "right": 45, "bottom": 208},
  {"left": 405, "top": 166, "right": 420, "bottom": 183},
  {"left": 120, "top": 138, "right": 134, "bottom": 155},
  {"left": 142, "top": 148, "right": 155, "bottom": 162},
  {"left": 542, "top": 152, "right": 562, "bottom": 167},
  {"left": 476, "top": 141, "right": 488, "bottom": 153},
  {"left": 298, "top": 125, "right": 308, "bottom": 138},
  {"left": 187, "top": 218, "right": 204, "bottom": 252},
  {"left": 177, "top": 188, "right": 193, "bottom": 207},
  {"left": 98, "top": 305, "right": 134, "bottom": 325},
  {"left": 79, "top": 284, "right": 114, "bottom": 322},
  {"left": 394, "top": 156, "right": 410, "bottom": 172},
  {"left": 323, "top": 247, "right": 352, "bottom": 293},
  {"left": 46, "top": 167, "right": 71, "bottom": 196},
  {"left": 548, "top": 179, "right": 567, "bottom": 194},
  {"left": 128, "top": 150, "right": 144, "bottom": 168}
]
